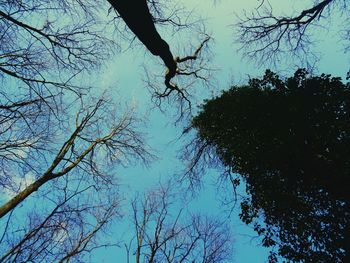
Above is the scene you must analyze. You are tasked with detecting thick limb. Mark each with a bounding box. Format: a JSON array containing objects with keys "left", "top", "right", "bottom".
[{"left": 107, "top": 0, "right": 177, "bottom": 73}]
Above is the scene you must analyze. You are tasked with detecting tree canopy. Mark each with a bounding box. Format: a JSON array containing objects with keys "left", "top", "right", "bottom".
[
  {"left": 1, "top": 0, "right": 349, "bottom": 261},
  {"left": 191, "top": 69, "right": 350, "bottom": 262}
]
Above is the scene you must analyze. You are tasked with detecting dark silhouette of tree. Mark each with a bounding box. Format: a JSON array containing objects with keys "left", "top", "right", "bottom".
[
  {"left": 108, "top": 0, "right": 211, "bottom": 112},
  {"left": 188, "top": 69, "right": 350, "bottom": 262},
  {"left": 237, "top": 0, "right": 349, "bottom": 63},
  {"left": 107, "top": 0, "right": 177, "bottom": 74}
]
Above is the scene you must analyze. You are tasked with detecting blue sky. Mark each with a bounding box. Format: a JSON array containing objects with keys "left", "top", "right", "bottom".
[
  {"left": 85, "top": 0, "right": 349, "bottom": 262},
  {"left": 1, "top": 0, "right": 348, "bottom": 262}
]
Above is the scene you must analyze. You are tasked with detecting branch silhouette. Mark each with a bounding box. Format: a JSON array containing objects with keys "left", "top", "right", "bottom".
[{"left": 108, "top": 0, "right": 210, "bottom": 106}]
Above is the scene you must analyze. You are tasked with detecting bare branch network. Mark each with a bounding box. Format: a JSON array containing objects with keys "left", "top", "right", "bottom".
[
  {"left": 126, "top": 182, "right": 233, "bottom": 263},
  {"left": 0, "top": 1, "right": 115, "bottom": 96},
  {"left": 150, "top": 36, "right": 212, "bottom": 117},
  {"left": 0, "top": 0, "right": 214, "bottom": 261},
  {"left": 236, "top": 0, "right": 349, "bottom": 64},
  {"left": 0, "top": 95, "right": 153, "bottom": 261}
]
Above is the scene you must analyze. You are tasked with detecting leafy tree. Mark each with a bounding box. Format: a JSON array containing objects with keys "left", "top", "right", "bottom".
[{"left": 190, "top": 69, "right": 350, "bottom": 262}]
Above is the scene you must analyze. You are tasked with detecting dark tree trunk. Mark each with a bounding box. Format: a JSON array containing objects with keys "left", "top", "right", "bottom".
[{"left": 107, "top": 0, "right": 177, "bottom": 74}]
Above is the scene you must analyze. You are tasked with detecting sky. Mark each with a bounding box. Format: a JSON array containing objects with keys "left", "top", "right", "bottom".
[
  {"left": 1, "top": 0, "right": 348, "bottom": 262},
  {"left": 85, "top": 0, "right": 349, "bottom": 262}
]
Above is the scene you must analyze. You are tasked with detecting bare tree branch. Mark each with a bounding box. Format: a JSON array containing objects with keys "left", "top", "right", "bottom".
[
  {"left": 236, "top": 0, "right": 349, "bottom": 64},
  {"left": 0, "top": 97, "right": 152, "bottom": 218}
]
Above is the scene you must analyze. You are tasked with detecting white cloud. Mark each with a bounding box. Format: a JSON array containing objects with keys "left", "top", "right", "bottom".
[{"left": 1, "top": 171, "right": 35, "bottom": 201}]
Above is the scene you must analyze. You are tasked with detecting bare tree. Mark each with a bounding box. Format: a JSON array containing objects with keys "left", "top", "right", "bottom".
[
  {"left": 125, "top": 182, "right": 233, "bottom": 263},
  {"left": 236, "top": 0, "right": 349, "bottom": 64},
  {"left": 0, "top": 96, "right": 153, "bottom": 261},
  {"left": 0, "top": 181, "right": 120, "bottom": 262},
  {"left": 0, "top": 1, "right": 212, "bottom": 260},
  {"left": 0, "top": 0, "right": 117, "bottom": 188},
  {"left": 1, "top": 0, "right": 212, "bottom": 120},
  {"left": 0, "top": 0, "right": 197, "bottom": 196},
  {"left": 0, "top": 0, "right": 115, "bottom": 95}
]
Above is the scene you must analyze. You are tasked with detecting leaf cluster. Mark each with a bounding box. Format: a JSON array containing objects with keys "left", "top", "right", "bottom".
[{"left": 192, "top": 69, "right": 350, "bottom": 262}]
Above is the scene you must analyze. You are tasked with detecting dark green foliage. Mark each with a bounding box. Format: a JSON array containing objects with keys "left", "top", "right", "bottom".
[{"left": 192, "top": 69, "right": 350, "bottom": 262}]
